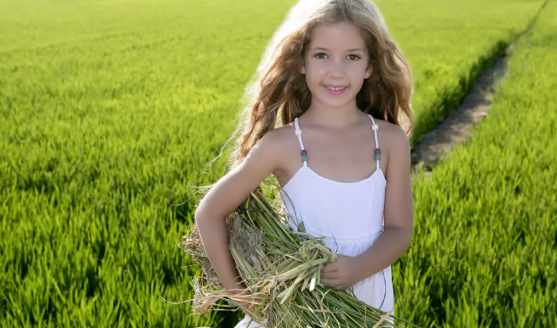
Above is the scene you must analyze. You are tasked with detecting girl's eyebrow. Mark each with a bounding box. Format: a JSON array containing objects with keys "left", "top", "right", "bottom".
[{"left": 311, "top": 47, "right": 365, "bottom": 52}]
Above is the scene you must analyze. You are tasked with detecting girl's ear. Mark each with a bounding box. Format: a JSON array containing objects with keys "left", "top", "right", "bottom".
[
  {"left": 301, "top": 62, "right": 306, "bottom": 75},
  {"left": 365, "top": 65, "right": 372, "bottom": 79}
]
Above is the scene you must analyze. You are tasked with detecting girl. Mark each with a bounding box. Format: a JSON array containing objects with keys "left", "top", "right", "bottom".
[{"left": 195, "top": 0, "right": 414, "bottom": 326}]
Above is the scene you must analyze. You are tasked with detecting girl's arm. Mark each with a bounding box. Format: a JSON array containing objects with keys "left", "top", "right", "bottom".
[
  {"left": 320, "top": 127, "right": 414, "bottom": 290},
  {"left": 356, "top": 127, "right": 414, "bottom": 277},
  {"left": 194, "top": 131, "right": 285, "bottom": 294}
]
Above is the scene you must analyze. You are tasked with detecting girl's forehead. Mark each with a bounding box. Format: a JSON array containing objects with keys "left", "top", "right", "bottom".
[{"left": 308, "top": 22, "right": 367, "bottom": 50}]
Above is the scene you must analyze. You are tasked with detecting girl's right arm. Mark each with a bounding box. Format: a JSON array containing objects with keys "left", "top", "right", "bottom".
[{"left": 194, "top": 131, "right": 286, "bottom": 294}]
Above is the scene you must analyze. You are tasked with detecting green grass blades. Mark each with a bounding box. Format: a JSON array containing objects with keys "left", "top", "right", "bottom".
[
  {"left": 393, "top": 2, "right": 557, "bottom": 327},
  {"left": 182, "top": 193, "right": 418, "bottom": 327},
  {"left": 374, "top": 0, "right": 545, "bottom": 145},
  {"left": 0, "top": 0, "right": 550, "bottom": 327}
]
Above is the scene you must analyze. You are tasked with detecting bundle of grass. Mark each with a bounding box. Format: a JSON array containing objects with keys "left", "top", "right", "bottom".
[{"left": 179, "top": 191, "right": 417, "bottom": 327}]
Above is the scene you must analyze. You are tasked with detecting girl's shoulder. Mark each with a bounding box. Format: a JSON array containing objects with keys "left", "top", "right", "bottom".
[
  {"left": 260, "top": 123, "right": 297, "bottom": 147},
  {"left": 375, "top": 118, "right": 411, "bottom": 174},
  {"left": 252, "top": 123, "right": 299, "bottom": 163},
  {"left": 374, "top": 118, "right": 408, "bottom": 143},
  {"left": 374, "top": 117, "right": 401, "bottom": 133},
  {"left": 258, "top": 123, "right": 306, "bottom": 176}
]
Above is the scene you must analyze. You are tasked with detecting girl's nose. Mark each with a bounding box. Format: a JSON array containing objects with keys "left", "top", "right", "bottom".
[{"left": 327, "top": 60, "right": 347, "bottom": 78}]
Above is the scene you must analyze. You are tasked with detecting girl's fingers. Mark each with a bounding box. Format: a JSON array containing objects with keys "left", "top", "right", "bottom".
[
  {"left": 321, "top": 264, "right": 337, "bottom": 274},
  {"left": 320, "top": 277, "right": 339, "bottom": 287},
  {"left": 322, "top": 281, "right": 345, "bottom": 290},
  {"left": 320, "top": 270, "right": 337, "bottom": 279}
]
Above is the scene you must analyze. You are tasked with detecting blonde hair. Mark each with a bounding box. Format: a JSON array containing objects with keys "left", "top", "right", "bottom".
[{"left": 225, "top": 0, "right": 413, "bottom": 170}]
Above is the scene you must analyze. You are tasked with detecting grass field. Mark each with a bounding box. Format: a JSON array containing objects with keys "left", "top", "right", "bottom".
[
  {"left": 396, "top": 2, "right": 557, "bottom": 326},
  {"left": 0, "top": 0, "right": 552, "bottom": 327}
]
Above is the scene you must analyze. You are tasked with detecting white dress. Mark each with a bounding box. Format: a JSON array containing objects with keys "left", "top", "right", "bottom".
[{"left": 235, "top": 114, "right": 394, "bottom": 327}]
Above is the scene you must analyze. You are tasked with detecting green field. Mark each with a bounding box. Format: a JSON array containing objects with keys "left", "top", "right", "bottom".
[
  {"left": 395, "top": 2, "right": 557, "bottom": 326},
  {"left": 0, "top": 0, "right": 554, "bottom": 327}
]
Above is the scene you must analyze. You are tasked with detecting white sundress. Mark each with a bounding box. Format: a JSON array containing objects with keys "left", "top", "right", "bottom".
[{"left": 235, "top": 114, "right": 394, "bottom": 327}]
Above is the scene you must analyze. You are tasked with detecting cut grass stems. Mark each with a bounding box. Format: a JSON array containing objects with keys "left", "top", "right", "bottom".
[{"left": 179, "top": 191, "right": 420, "bottom": 328}]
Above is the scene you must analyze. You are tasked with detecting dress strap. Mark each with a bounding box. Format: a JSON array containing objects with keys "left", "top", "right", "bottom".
[
  {"left": 294, "top": 118, "right": 308, "bottom": 167},
  {"left": 367, "top": 114, "right": 381, "bottom": 170}
]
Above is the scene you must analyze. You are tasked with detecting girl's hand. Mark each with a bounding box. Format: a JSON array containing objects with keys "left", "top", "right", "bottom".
[{"left": 320, "top": 254, "right": 363, "bottom": 291}]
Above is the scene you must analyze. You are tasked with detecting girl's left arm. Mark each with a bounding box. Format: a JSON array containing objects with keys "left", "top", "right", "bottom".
[
  {"left": 355, "top": 127, "right": 414, "bottom": 279},
  {"left": 320, "top": 127, "right": 414, "bottom": 290}
]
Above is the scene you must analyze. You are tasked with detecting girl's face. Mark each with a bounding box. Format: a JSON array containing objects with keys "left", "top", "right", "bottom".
[{"left": 302, "top": 22, "right": 372, "bottom": 111}]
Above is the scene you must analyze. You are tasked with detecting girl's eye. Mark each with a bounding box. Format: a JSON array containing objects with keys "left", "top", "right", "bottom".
[{"left": 313, "top": 53, "right": 361, "bottom": 61}]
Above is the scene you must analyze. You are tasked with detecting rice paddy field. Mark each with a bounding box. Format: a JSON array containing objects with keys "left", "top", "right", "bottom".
[{"left": 0, "top": 0, "right": 555, "bottom": 327}]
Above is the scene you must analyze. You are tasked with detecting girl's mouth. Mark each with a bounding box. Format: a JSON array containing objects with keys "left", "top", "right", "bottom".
[{"left": 324, "top": 85, "right": 348, "bottom": 96}]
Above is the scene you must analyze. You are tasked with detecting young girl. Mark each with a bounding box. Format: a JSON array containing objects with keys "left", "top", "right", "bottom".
[{"left": 195, "top": 0, "right": 414, "bottom": 326}]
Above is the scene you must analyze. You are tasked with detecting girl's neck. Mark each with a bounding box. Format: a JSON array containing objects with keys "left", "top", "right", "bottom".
[{"left": 302, "top": 103, "right": 365, "bottom": 129}]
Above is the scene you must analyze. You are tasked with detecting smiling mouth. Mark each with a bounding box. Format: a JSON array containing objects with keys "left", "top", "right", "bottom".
[{"left": 324, "top": 85, "right": 348, "bottom": 91}]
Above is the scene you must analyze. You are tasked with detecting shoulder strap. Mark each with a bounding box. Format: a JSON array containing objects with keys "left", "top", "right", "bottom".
[
  {"left": 294, "top": 118, "right": 308, "bottom": 167},
  {"left": 367, "top": 115, "right": 381, "bottom": 170}
]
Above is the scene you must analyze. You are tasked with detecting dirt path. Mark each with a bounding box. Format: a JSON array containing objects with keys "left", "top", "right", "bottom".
[
  {"left": 410, "top": 55, "right": 507, "bottom": 178},
  {"left": 410, "top": 0, "right": 548, "bottom": 179}
]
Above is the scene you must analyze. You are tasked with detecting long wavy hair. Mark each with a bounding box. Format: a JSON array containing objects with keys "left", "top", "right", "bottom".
[{"left": 223, "top": 0, "right": 413, "bottom": 170}]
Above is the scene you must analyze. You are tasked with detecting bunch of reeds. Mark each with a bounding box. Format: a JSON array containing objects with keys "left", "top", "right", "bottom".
[{"left": 179, "top": 191, "right": 416, "bottom": 328}]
